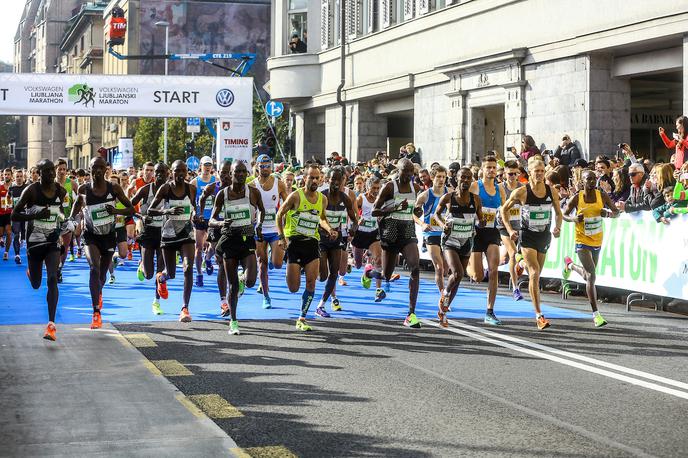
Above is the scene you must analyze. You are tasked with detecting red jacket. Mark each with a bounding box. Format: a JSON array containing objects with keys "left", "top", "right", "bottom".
[{"left": 659, "top": 131, "right": 687, "bottom": 169}]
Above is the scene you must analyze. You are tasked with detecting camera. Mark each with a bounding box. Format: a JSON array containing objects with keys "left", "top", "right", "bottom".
[{"left": 617, "top": 143, "right": 627, "bottom": 149}]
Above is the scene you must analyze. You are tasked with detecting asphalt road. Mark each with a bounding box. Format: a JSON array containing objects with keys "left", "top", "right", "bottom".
[{"left": 115, "top": 295, "right": 688, "bottom": 458}]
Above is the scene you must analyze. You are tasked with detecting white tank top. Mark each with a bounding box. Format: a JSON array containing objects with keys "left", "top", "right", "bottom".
[
  {"left": 256, "top": 177, "right": 279, "bottom": 233},
  {"left": 358, "top": 193, "right": 378, "bottom": 233}
]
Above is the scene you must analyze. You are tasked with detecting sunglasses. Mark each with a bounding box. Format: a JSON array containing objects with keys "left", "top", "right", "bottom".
[
  {"left": 629, "top": 172, "right": 640, "bottom": 177},
  {"left": 258, "top": 163, "right": 273, "bottom": 169},
  {"left": 506, "top": 172, "right": 518, "bottom": 176}
]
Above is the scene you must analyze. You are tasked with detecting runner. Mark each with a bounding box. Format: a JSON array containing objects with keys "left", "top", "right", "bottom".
[
  {"left": 562, "top": 169, "right": 619, "bottom": 327},
  {"left": 372, "top": 158, "right": 424, "bottom": 328},
  {"left": 469, "top": 156, "right": 507, "bottom": 325},
  {"left": 69, "top": 157, "right": 134, "bottom": 330},
  {"left": 107, "top": 174, "right": 129, "bottom": 284},
  {"left": 501, "top": 157, "right": 563, "bottom": 330},
  {"left": 55, "top": 159, "right": 75, "bottom": 280},
  {"left": 353, "top": 176, "right": 385, "bottom": 301},
  {"left": 276, "top": 164, "right": 338, "bottom": 332},
  {"left": 11, "top": 160, "right": 68, "bottom": 340},
  {"left": 9, "top": 169, "right": 28, "bottom": 263},
  {"left": 147, "top": 160, "right": 198, "bottom": 323},
  {"left": 0, "top": 168, "right": 13, "bottom": 260},
  {"left": 336, "top": 167, "right": 358, "bottom": 289},
  {"left": 434, "top": 167, "right": 484, "bottom": 326},
  {"left": 496, "top": 160, "right": 525, "bottom": 300},
  {"left": 251, "top": 154, "right": 289, "bottom": 309},
  {"left": 193, "top": 156, "right": 217, "bottom": 288},
  {"left": 130, "top": 162, "right": 168, "bottom": 315},
  {"left": 314, "top": 166, "right": 358, "bottom": 317},
  {"left": 416, "top": 165, "right": 449, "bottom": 295},
  {"left": 211, "top": 161, "right": 265, "bottom": 335}
]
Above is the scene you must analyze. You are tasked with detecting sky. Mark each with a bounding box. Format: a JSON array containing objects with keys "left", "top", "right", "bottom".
[{"left": 0, "top": 1, "right": 27, "bottom": 64}]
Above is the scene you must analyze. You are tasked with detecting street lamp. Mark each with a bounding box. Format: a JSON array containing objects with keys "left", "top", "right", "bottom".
[{"left": 155, "top": 20, "right": 169, "bottom": 163}]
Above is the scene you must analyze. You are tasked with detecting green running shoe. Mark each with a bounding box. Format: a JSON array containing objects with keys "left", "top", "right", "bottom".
[
  {"left": 137, "top": 263, "right": 145, "bottom": 281},
  {"left": 361, "top": 272, "right": 372, "bottom": 289},
  {"left": 403, "top": 313, "right": 421, "bottom": 328},
  {"left": 238, "top": 278, "right": 245, "bottom": 298},
  {"left": 295, "top": 318, "right": 312, "bottom": 331},
  {"left": 562, "top": 256, "right": 573, "bottom": 280},
  {"left": 68, "top": 253, "right": 75, "bottom": 262},
  {"left": 228, "top": 320, "right": 240, "bottom": 335},
  {"left": 152, "top": 299, "right": 163, "bottom": 315},
  {"left": 594, "top": 314, "right": 608, "bottom": 328}
]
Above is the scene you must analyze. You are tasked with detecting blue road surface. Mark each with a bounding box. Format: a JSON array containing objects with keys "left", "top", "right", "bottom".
[{"left": 0, "top": 248, "right": 587, "bottom": 325}]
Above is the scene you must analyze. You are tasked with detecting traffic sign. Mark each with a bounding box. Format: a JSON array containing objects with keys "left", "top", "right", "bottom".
[
  {"left": 265, "top": 100, "right": 284, "bottom": 118},
  {"left": 186, "top": 117, "right": 201, "bottom": 133},
  {"left": 186, "top": 155, "right": 200, "bottom": 170}
]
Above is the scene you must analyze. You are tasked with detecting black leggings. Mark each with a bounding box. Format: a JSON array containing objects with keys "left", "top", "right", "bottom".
[{"left": 28, "top": 248, "right": 60, "bottom": 322}]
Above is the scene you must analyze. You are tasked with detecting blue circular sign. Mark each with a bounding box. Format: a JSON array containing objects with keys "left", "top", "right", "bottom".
[
  {"left": 186, "top": 156, "right": 200, "bottom": 170},
  {"left": 265, "top": 100, "right": 284, "bottom": 117}
]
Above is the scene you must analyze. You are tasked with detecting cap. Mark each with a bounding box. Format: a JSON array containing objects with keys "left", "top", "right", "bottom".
[
  {"left": 256, "top": 154, "right": 272, "bottom": 163},
  {"left": 200, "top": 156, "right": 213, "bottom": 165},
  {"left": 573, "top": 158, "right": 588, "bottom": 168}
]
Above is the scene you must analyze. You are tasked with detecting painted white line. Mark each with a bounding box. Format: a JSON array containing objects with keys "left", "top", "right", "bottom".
[
  {"left": 74, "top": 327, "right": 119, "bottom": 334},
  {"left": 447, "top": 320, "right": 688, "bottom": 392},
  {"left": 420, "top": 319, "right": 688, "bottom": 401}
]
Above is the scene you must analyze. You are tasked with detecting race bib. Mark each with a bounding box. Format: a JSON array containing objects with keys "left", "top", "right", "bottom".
[
  {"left": 294, "top": 211, "right": 320, "bottom": 237},
  {"left": 509, "top": 205, "right": 521, "bottom": 222},
  {"left": 448, "top": 215, "right": 475, "bottom": 245},
  {"left": 391, "top": 197, "right": 415, "bottom": 221},
  {"left": 88, "top": 202, "right": 115, "bottom": 227},
  {"left": 584, "top": 216, "right": 603, "bottom": 236},
  {"left": 361, "top": 218, "right": 378, "bottom": 230},
  {"left": 204, "top": 196, "right": 214, "bottom": 210},
  {"left": 263, "top": 209, "right": 276, "bottom": 223},
  {"left": 481, "top": 207, "right": 498, "bottom": 228},
  {"left": 168, "top": 203, "right": 191, "bottom": 221},
  {"left": 224, "top": 203, "right": 252, "bottom": 227},
  {"left": 33, "top": 206, "right": 62, "bottom": 230},
  {"left": 326, "top": 210, "right": 346, "bottom": 228},
  {"left": 526, "top": 204, "right": 552, "bottom": 231}
]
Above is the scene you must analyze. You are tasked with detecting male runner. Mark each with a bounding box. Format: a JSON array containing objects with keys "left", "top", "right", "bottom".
[
  {"left": 354, "top": 176, "right": 385, "bottom": 301},
  {"left": 0, "top": 168, "right": 13, "bottom": 259},
  {"left": 70, "top": 157, "right": 134, "bottom": 329},
  {"left": 251, "top": 154, "right": 289, "bottom": 309},
  {"left": 211, "top": 161, "right": 265, "bottom": 335},
  {"left": 496, "top": 160, "right": 525, "bottom": 300},
  {"left": 434, "top": 167, "right": 484, "bottom": 326},
  {"left": 9, "top": 169, "right": 28, "bottom": 263},
  {"left": 131, "top": 162, "right": 168, "bottom": 315},
  {"left": 501, "top": 157, "right": 563, "bottom": 330},
  {"left": 11, "top": 160, "right": 68, "bottom": 340},
  {"left": 276, "top": 164, "right": 337, "bottom": 332},
  {"left": 107, "top": 174, "right": 129, "bottom": 284},
  {"left": 56, "top": 159, "right": 75, "bottom": 278},
  {"left": 469, "top": 156, "right": 507, "bottom": 325},
  {"left": 416, "top": 165, "right": 449, "bottom": 295},
  {"left": 336, "top": 167, "right": 358, "bottom": 288},
  {"left": 562, "top": 169, "right": 619, "bottom": 327},
  {"left": 371, "top": 158, "right": 424, "bottom": 328},
  {"left": 147, "top": 160, "right": 197, "bottom": 322},
  {"left": 193, "top": 156, "right": 217, "bottom": 287}
]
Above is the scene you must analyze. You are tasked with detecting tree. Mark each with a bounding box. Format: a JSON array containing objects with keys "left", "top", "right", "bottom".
[
  {"left": 0, "top": 117, "right": 19, "bottom": 168},
  {"left": 252, "top": 96, "right": 289, "bottom": 162},
  {"left": 133, "top": 118, "right": 163, "bottom": 165}
]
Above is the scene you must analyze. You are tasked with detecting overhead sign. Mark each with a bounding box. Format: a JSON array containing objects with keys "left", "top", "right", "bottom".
[
  {"left": 186, "top": 117, "right": 201, "bottom": 133},
  {"left": 265, "top": 100, "right": 284, "bottom": 117},
  {"left": 0, "top": 73, "right": 253, "bottom": 118},
  {"left": 216, "top": 118, "right": 252, "bottom": 169}
]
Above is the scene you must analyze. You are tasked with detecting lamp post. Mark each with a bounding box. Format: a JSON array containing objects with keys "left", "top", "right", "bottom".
[{"left": 155, "top": 20, "right": 169, "bottom": 163}]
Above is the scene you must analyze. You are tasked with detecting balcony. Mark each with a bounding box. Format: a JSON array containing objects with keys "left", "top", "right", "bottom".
[{"left": 266, "top": 53, "right": 321, "bottom": 101}]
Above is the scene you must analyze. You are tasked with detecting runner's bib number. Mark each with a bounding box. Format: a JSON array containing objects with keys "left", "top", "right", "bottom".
[
  {"left": 360, "top": 218, "right": 378, "bottom": 231},
  {"left": 481, "top": 207, "right": 498, "bottom": 228},
  {"left": 294, "top": 211, "right": 320, "bottom": 237},
  {"left": 326, "top": 210, "right": 346, "bottom": 228},
  {"left": 88, "top": 202, "right": 115, "bottom": 227},
  {"left": 223, "top": 203, "right": 252, "bottom": 227},
  {"left": 167, "top": 201, "right": 191, "bottom": 221},
  {"left": 584, "top": 216, "right": 603, "bottom": 236},
  {"left": 263, "top": 209, "right": 276, "bottom": 224},
  {"left": 509, "top": 205, "right": 521, "bottom": 222},
  {"left": 525, "top": 204, "right": 552, "bottom": 232},
  {"left": 34, "top": 206, "right": 62, "bottom": 230},
  {"left": 447, "top": 215, "right": 475, "bottom": 246},
  {"left": 391, "top": 198, "right": 415, "bottom": 221}
]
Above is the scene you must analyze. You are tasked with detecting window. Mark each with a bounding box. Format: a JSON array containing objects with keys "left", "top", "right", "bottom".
[
  {"left": 80, "top": 36, "right": 85, "bottom": 53},
  {"left": 320, "top": 0, "right": 332, "bottom": 49},
  {"left": 288, "top": 0, "right": 308, "bottom": 52},
  {"left": 68, "top": 118, "right": 72, "bottom": 136},
  {"left": 74, "top": 117, "right": 79, "bottom": 134}
]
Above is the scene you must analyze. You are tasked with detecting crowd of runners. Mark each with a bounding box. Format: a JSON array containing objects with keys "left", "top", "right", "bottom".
[{"left": 4, "top": 124, "right": 688, "bottom": 341}]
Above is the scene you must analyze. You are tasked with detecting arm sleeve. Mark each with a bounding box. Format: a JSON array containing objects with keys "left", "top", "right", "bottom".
[
  {"left": 659, "top": 130, "right": 676, "bottom": 149},
  {"left": 652, "top": 205, "right": 665, "bottom": 221},
  {"left": 671, "top": 205, "right": 688, "bottom": 215}
]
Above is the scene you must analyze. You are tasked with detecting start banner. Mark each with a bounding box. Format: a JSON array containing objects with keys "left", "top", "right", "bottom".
[{"left": 0, "top": 73, "right": 253, "bottom": 119}]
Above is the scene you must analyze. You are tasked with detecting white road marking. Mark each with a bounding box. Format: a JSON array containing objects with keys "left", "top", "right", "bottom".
[
  {"left": 74, "top": 327, "right": 119, "bottom": 334},
  {"left": 421, "top": 319, "right": 688, "bottom": 401}
]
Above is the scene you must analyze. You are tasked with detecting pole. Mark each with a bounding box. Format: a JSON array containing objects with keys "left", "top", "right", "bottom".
[
  {"left": 163, "top": 25, "right": 169, "bottom": 164},
  {"left": 336, "top": 0, "right": 346, "bottom": 160}
]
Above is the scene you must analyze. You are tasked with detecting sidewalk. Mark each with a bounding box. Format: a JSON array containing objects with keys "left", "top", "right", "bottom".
[{"left": 0, "top": 323, "right": 240, "bottom": 457}]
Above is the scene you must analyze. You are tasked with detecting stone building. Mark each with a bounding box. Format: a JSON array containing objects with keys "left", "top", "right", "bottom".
[{"left": 268, "top": 0, "right": 688, "bottom": 166}]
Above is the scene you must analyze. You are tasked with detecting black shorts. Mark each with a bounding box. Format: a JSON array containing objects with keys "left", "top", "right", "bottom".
[
  {"left": 115, "top": 227, "right": 127, "bottom": 244},
  {"left": 381, "top": 238, "right": 417, "bottom": 253},
  {"left": 137, "top": 227, "right": 162, "bottom": 250},
  {"left": 216, "top": 234, "right": 256, "bottom": 260},
  {"left": 84, "top": 232, "right": 116, "bottom": 254},
  {"left": 425, "top": 235, "right": 442, "bottom": 246},
  {"left": 319, "top": 234, "right": 346, "bottom": 252},
  {"left": 472, "top": 228, "right": 501, "bottom": 253},
  {"left": 520, "top": 229, "right": 552, "bottom": 254},
  {"left": 351, "top": 230, "right": 379, "bottom": 250},
  {"left": 287, "top": 237, "right": 320, "bottom": 267},
  {"left": 193, "top": 220, "right": 209, "bottom": 231},
  {"left": 207, "top": 226, "right": 222, "bottom": 244},
  {"left": 161, "top": 238, "right": 195, "bottom": 252},
  {"left": 442, "top": 238, "right": 473, "bottom": 257},
  {"left": 0, "top": 213, "right": 11, "bottom": 227},
  {"left": 27, "top": 242, "right": 61, "bottom": 263}
]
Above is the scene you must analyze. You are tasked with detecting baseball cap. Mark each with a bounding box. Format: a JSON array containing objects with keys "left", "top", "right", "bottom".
[
  {"left": 256, "top": 154, "right": 272, "bottom": 163},
  {"left": 200, "top": 156, "right": 213, "bottom": 165}
]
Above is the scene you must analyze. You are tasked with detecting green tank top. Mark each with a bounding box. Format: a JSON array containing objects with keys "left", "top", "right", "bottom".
[
  {"left": 115, "top": 201, "right": 126, "bottom": 228},
  {"left": 284, "top": 189, "right": 323, "bottom": 240},
  {"left": 62, "top": 178, "right": 73, "bottom": 215}
]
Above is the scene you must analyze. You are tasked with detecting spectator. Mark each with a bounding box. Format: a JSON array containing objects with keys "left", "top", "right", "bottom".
[
  {"left": 288, "top": 34, "right": 307, "bottom": 53},
  {"left": 595, "top": 157, "right": 613, "bottom": 193},
  {"left": 649, "top": 163, "right": 677, "bottom": 209},
  {"left": 610, "top": 167, "right": 631, "bottom": 203},
  {"left": 417, "top": 168, "right": 432, "bottom": 190},
  {"left": 403, "top": 143, "right": 422, "bottom": 165},
  {"left": 447, "top": 162, "right": 460, "bottom": 188},
  {"left": 653, "top": 186, "right": 687, "bottom": 224},
  {"left": 616, "top": 162, "right": 651, "bottom": 213},
  {"left": 509, "top": 135, "right": 540, "bottom": 162},
  {"left": 553, "top": 134, "right": 581, "bottom": 167},
  {"left": 658, "top": 115, "right": 688, "bottom": 169}
]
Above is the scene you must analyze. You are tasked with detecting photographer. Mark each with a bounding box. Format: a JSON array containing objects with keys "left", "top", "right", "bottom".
[
  {"left": 553, "top": 135, "right": 581, "bottom": 167},
  {"left": 288, "top": 34, "right": 307, "bottom": 53}
]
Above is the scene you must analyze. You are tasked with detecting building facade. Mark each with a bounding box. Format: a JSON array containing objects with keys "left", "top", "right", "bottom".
[{"left": 268, "top": 0, "right": 688, "bottom": 166}]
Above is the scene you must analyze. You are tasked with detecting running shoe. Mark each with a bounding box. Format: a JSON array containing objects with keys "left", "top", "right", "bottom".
[
  {"left": 228, "top": 320, "right": 240, "bottom": 335},
  {"left": 137, "top": 263, "right": 145, "bottom": 281},
  {"left": 536, "top": 315, "right": 550, "bottom": 330},
  {"left": 484, "top": 311, "right": 502, "bottom": 326},
  {"left": 384, "top": 281, "right": 391, "bottom": 293},
  {"left": 127, "top": 250, "right": 133, "bottom": 261},
  {"left": 57, "top": 269, "right": 63, "bottom": 284},
  {"left": 338, "top": 276, "right": 347, "bottom": 286},
  {"left": 513, "top": 288, "right": 524, "bottom": 301},
  {"left": 205, "top": 261, "right": 213, "bottom": 276},
  {"left": 220, "top": 300, "right": 230, "bottom": 317},
  {"left": 77, "top": 248, "right": 82, "bottom": 258},
  {"left": 347, "top": 264, "right": 352, "bottom": 274},
  {"left": 562, "top": 256, "right": 573, "bottom": 280},
  {"left": 152, "top": 299, "right": 163, "bottom": 315},
  {"left": 593, "top": 314, "right": 608, "bottom": 328},
  {"left": 390, "top": 273, "right": 401, "bottom": 282},
  {"left": 109, "top": 274, "right": 115, "bottom": 285},
  {"left": 68, "top": 253, "right": 75, "bottom": 262},
  {"left": 43, "top": 322, "right": 56, "bottom": 341},
  {"left": 156, "top": 273, "right": 169, "bottom": 300},
  {"left": 361, "top": 264, "right": 373, "bottom": 289},
  {"left": 331, "top": 297, "right": 342, "bottom": 312},
  {"left": 262, "top": 296, "right": 272, "bottom": 309},
  {"left": 403, "top": 313, "right": 421, "bottom": 328},
  {"left": 438, "top": 292, "right": 447, "bottom": 313},
  {"left": 14, "top": 255, "right": 20, "bottom": 264},
  {"left": 295, "top": 318, "right": 312, "bottom": 331},
  {"left": 257, "top": 283, "right": 263, "bottom": 294},
  {"left": 374, "top": 288, "right": 386, "bottom": 302},
  {"left": 195, "top": 274, "right": 204, "bottom": 287},
  {"left": 2, "top": 252, "right": 7, "bottom": 261},
  {"left": 91, "top": 311, "right": 102, "bottom": 329},
  {"left": 179, "top": 307, "right": 192, "bottom": 322},
  {"left": 315, "top": 307, "right": 331, "bottom": 318},
  {"left": 438, "top": 310, "right": 448, "bottom": 328},
  {"left": 238, "top": 277, "right": 245, "bottom": 298}
]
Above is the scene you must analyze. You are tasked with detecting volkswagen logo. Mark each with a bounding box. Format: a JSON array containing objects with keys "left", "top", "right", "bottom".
[{"left": 216, "top": 89, "right": 235, "bottom": 107}]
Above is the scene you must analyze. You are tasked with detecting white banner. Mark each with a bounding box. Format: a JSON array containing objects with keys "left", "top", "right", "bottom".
[
  {"left": 113, "top": 138, "right": 134, "bottom": 170},
  {"left": 0, "top": 73, "right": 252, "bottom": 119},
  {"left": 216, "top": 118, "right": 253, "bottom": 169}
]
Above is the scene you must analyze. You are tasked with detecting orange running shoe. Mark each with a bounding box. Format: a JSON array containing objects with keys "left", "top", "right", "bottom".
[
  {"left": 338, "top": 276, "right": 347, "bottom": 286},
  {"left": 156, "top": 272, "right": 169, "bottom": 300},
  {"left": 43, "top": 322, "right": 56, "bottom": 341},
  {"left": 127, "top": 250, "right": 133, "bottom": 261},
  {"left": 536, "top": 315, "right": 550, "bottom": 330},
  {"left": 390, "top": 273, "right": 401, "bottom": 282},
  {"left": 91, "top": 311, "right": 102, "bottom": 329},
  {"left": 179, "top": 307, "right": 192, "bottom": 322}
]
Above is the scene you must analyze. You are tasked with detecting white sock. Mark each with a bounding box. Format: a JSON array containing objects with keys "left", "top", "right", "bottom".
[
  {"left": 536, "top": 313, "right": 543, "bottom": 319},
  {"left": 593, "top": 311, "right": 600, "bottom": 318},
  {"left": 317, "top": 300, "right": 325, "bottom": 309}
]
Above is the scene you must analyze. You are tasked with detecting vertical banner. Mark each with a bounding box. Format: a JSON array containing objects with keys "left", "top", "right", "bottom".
[
  {"left": 115, "top": 137, "right": 134, "bottom": 169},
  {"left": 216, "top": 118, "right": 253, "bottom": 169}
]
